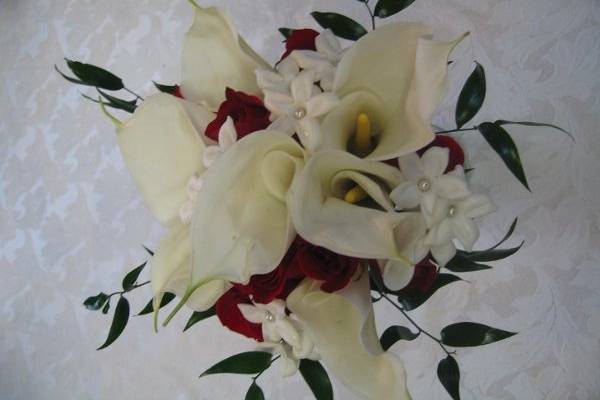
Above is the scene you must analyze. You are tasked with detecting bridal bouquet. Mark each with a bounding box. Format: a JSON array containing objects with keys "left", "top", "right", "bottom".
[{"left": 59, "top": 1, "right": 569, "bottom": 399}]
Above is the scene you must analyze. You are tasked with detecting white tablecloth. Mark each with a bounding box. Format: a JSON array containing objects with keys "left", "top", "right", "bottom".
[{"left": 1, "top": 0, "right": 599, "bottom": 399}]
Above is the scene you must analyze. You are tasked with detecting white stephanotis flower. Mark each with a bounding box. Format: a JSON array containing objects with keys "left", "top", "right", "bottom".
[
  {"left": 255, "top": 56, "right": 300, "bottom": 92},
  {"left": 239, "top": 299, "right": 317, "bottom": 377},
  {"left": 202, "top": 116, "right": 238, "bottom": 168},
  {"left": 263, "top": 70, "right": 340, "bottom": 151},
  {"left": 390, "top": 146, "right": 469, "bottom": 225},
  {"left": 291, "top": 29, "right": 344, "bottom": 91},
  {"left": 425, "top": 186, "right": 496, "bottom": 266}
]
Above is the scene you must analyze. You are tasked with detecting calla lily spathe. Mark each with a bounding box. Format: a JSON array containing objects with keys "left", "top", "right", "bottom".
[
  {"left": 181, "top": 3, "right": 270, "bottom": 110},
  {"left": 287, "top": 270, "right": 411, "bottom": 400},
  {"left": 190, "top": 131, "right": 304, "bottom": 286},
  {"left": 320, "top": 23, "right": 467, "bottom": 160}
]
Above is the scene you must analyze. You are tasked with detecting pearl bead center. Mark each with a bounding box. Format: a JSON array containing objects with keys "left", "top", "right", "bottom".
[
  {"left": 447, "top": 205, "right": 457, "bottom": 217},
  {"left": 293, "top": 107, "right": 307, "bottom": 120},
  {"left": 417, "top": 178, "right": 431, "bottom": 192}
]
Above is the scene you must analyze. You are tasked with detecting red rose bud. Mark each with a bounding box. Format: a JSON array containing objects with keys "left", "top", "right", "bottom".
[
  {"left": 216, "top": 287, "right": 263, "bottom": 341},
  {"left": 418, "top": 135, "right": 465, "bottom": 173},
  {"left": 281, "top": 28, "right": 319, "bottom": 60},
  {"left": 173, "top": 85, "right": 184, "bottom": 99},
  {"left": 399, "top": 258, "right": 438, "bottom": 293},
  {"left": 242, "top": 242, "right": 305, "bottom": 304},
  {"left": 205, "top": 88, "right": 271, "bottom": 141},
  {"left": 295, "top": 238, "right": 359, "bottom": 293}
]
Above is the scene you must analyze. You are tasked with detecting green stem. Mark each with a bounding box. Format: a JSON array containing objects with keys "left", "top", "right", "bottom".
[
  {"left": 379, "top": 290, "right": 456, "bottom": 356},
  {"left": 125, "top": 87, "right": 144, "bottom": 101},
  {"left": 435, "top": 126, "right": 478, "bottom": 135},
  {"left": 106, "top": 280, "right": 150, "bottom": 300},
  {"left": 364, "top": 0, "right": 376, "bottom": 30}
]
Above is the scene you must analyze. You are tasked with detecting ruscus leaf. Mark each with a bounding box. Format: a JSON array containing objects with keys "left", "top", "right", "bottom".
[
  {"left": 478, "top": 122, "right": 530, "bottom": 191},
  {"left": 445, "top": 254, "right": 492, "bottom": 272},
  {"left": 122, "top": 262, "right": 146, "bottom": 291},
  {"left": 97, "top": 89, "right": 137, "bottom": 113},
  {"left": 278, "top": 27, "right": 294, "bottom": 39},
  {"left": 245, "top": 382, "right": 265, "bottom": 400},
  {"left": 65, "top": 59, "right": 124, "bottom": 90},
  {"left": 299, "top": 359, "right": 334, "bottom": 400},
  {"left": 142, "top": 245, "right": 154, "bottom": 256},
  {"left": 97, "top": 296, "right": 130, "bottom": 350},
  {"left": 137, "top": 292, "right": 176, "bottom": 316},
  {"left": 441, "top": 322, "right": 516, "bottom": 347},
  {"left": 153, "top": 81, "right": 178, "bottom": 95},
  {"left": 397, "top": 273, "right": 463, "bottom": 311},
  {"left": 456, "top": 62, "right": 486, "bottom": 129},
  {"left": 101, "top": 301, "right": 110, "bottom": 314},
  {"left": 311, "top": 12, "right": 367, "bottom": 41},
  {"left": 374, "top": 0, "right": 416, "bottom": 18},
  {"left": 459, "top": 242, "right": 523, "bottom": 262},
  {"left": 437, "top": 355, "right": 460, "bottom": 400},
  {"left": 380, "top": 325, "right": 419, "bottom": 350},
  {"left": 199, "top": 352, "right": 272, "bottom": 377},
  {"left": 495, "top": 120, "right": 574, "bottom": 141},
  {"left": 83, "top": 292, "right": 109, "bottom": 311},
  {"left": 183, "top": 306, "right": 216, "bottom": 332}
]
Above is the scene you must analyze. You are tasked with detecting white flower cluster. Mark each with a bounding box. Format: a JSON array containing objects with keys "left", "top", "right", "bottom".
[
  {"left": 256, "top": 30, "right": 343, "bottom": 152},
  {"left": 238, "top": 299, "right": 319, "bottom": 377},
  {"left": 391, "top": 147, "right": 496, "bottom": 267}
]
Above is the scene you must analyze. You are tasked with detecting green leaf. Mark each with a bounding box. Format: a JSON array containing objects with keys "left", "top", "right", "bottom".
[
  {"left": 299, "top": 359, "right": 334, "bottom": 400},
  {"left": 278, "top": 27, "right": 295, "bottom": 39},
  {"left": 397, "top": 273, "right": 463, "bottom": 311},
  {"left": 445, "top": 254, "right": 492, "bottom": 272},
  {"left": 97, "top": 89, "right": 137, "bottom": 113},
  {"left": 153, "top": 81, "right": 178, "bottom": 95},
  {"left": 458, "top": 242, "right": 523, "bottom": 262},
  {"left": 83, "top": 292, "right": 109, "bottom": 311},
  {"left": 380, "top": 325, "right": 419, "bottom": 351},
  {"left": 441, "top": 322, "right": 516, "bottom": 347},
  {"left": 137, "top": 292, "right": 176, "bottom": 316},
  {"left": 199, "top": 352, "right": 272, "bottom": 377},
  {"left": 437, "top": 355, "right": 460, "bottom": 400},
  {"left": 486, "top": 217, "right": 518, "bottom": 251},
  {"left": 143, "top": 245, "right": 154, "bottom": 256},
  {"left": 495, "top": 120, "right": 574, "bottom": 141},
  {"left": 81, "top": 93, "right": 130, "bottom": 112},
  {"left": 55, "top": 65, "right": 88, "bottom": 86},
  {"left": 183, "top": 306, "right": 216, "bottom": 332},
  {"left": 374, "top": 0, "right": 416, "bottom": 18},
  {"left": 97, "top": 296, "right": 130, "bottom": 350},
  {"left": 477, "top": 122, "right": 530, "bottom": 191},
  {"left": 101, "top": 301, "right": 110, "bottom": 314},
  {"left": 245, "top": 382, "right": 265, "bottom": 400},
  {"left": 65, "top": 59, "right": 124, "bottom": 90},
  {"left": 456, "top": 62, "right": 486, "bottom": 128},
  {"left": 122, "top": 262, "right": 146, "bottom": 291},
  {"left": 311, "top": 12, "right": 367, "bottom": 41}
]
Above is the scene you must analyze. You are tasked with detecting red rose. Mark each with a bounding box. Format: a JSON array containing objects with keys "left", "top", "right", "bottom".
[
  {"left": 204, "top": 88, "right": 271, "bottom": 141},
  {"left": 215, "top": 287, "right": 263, "bottom": 341},
  {"left": 295, "top": 238, "right": 359, "bottom": 293},
  {"left": 281, "top": 29, "right": 319, "bottom": 60},
  {"left": 399, "top": 258, "right": 438, "bottom": 293},
  {"left": 173, "top": 85, "right": 184, "bottom": 99},
  {"left": 418, "top": 135, "right": 465, "bottom": 173},
  {"left": 241, "top": 242, "right": 305, "bottom": 304}
]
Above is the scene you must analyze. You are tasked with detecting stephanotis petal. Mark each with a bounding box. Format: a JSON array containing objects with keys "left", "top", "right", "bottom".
[
  {"left": 435, "top": 174, "right": 470, "bottom": 200},
  {"left": 452, "top": 216, "right": 479, "bottom": 251},
  {"left": 431, "top": 241, "right": 456, "bottom": 267},
  {"left": 289, "top": 150, "right": 425, "bottom": 261},
  {"left": 287, "top": 272, "right": 411, "bottom": 400},
  {"left": 191, "top": 131, "right": 304, "bottom": 285},
  {"left": 390, "top": 181, "right": 420, "bottom": 210},
  {"left": 118, "top": 93, "right": 212, "bottom": 227},
  {"left": 306, "top": 92, "right": 340, "bottom": 118},
  {"left": 291, "top": 70, "right": 316, "bottom": 104},
  {"left": 181, "top": 5, "right": 269, "bottom": 109},
  {"left": 332, "top": 23, "right": 467, "bottom": 160},
  {"left": 398, "top": 152, "right": 425, "bottom": 181},
  {"left": 383, "top": 260, "right": 415, "bottom": 291},
  {"left": 421, "top": 146, "right": 449, "bottom": 177}
]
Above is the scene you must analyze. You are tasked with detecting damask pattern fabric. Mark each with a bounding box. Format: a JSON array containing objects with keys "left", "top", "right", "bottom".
[{"left": 1, "top": 0, "right": 599, "bottom": 399}]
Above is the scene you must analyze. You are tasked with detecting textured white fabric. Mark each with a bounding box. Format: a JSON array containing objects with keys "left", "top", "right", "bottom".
[{"left": 1, "top": 0, "right": 599, "bottom": 399}]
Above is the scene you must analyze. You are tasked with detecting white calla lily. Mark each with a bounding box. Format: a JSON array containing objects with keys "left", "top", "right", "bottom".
[
  {"left": 320, "top": 23, "right": 467, "bottom": 160},
  {"left": 288, "top": 150, "right": 424, "bottom": 263},
  {"left": 287, "top": 270, "right": 411, "bottom": 400},
  {"left": 190, "top": 131, "right": 304, "bottom": 286},
  {"left": 181, "top": 4, "right": 270, "bottom": 109},
  {"left": 117, "top": 93, "right": 212, "bottom": 227}
]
